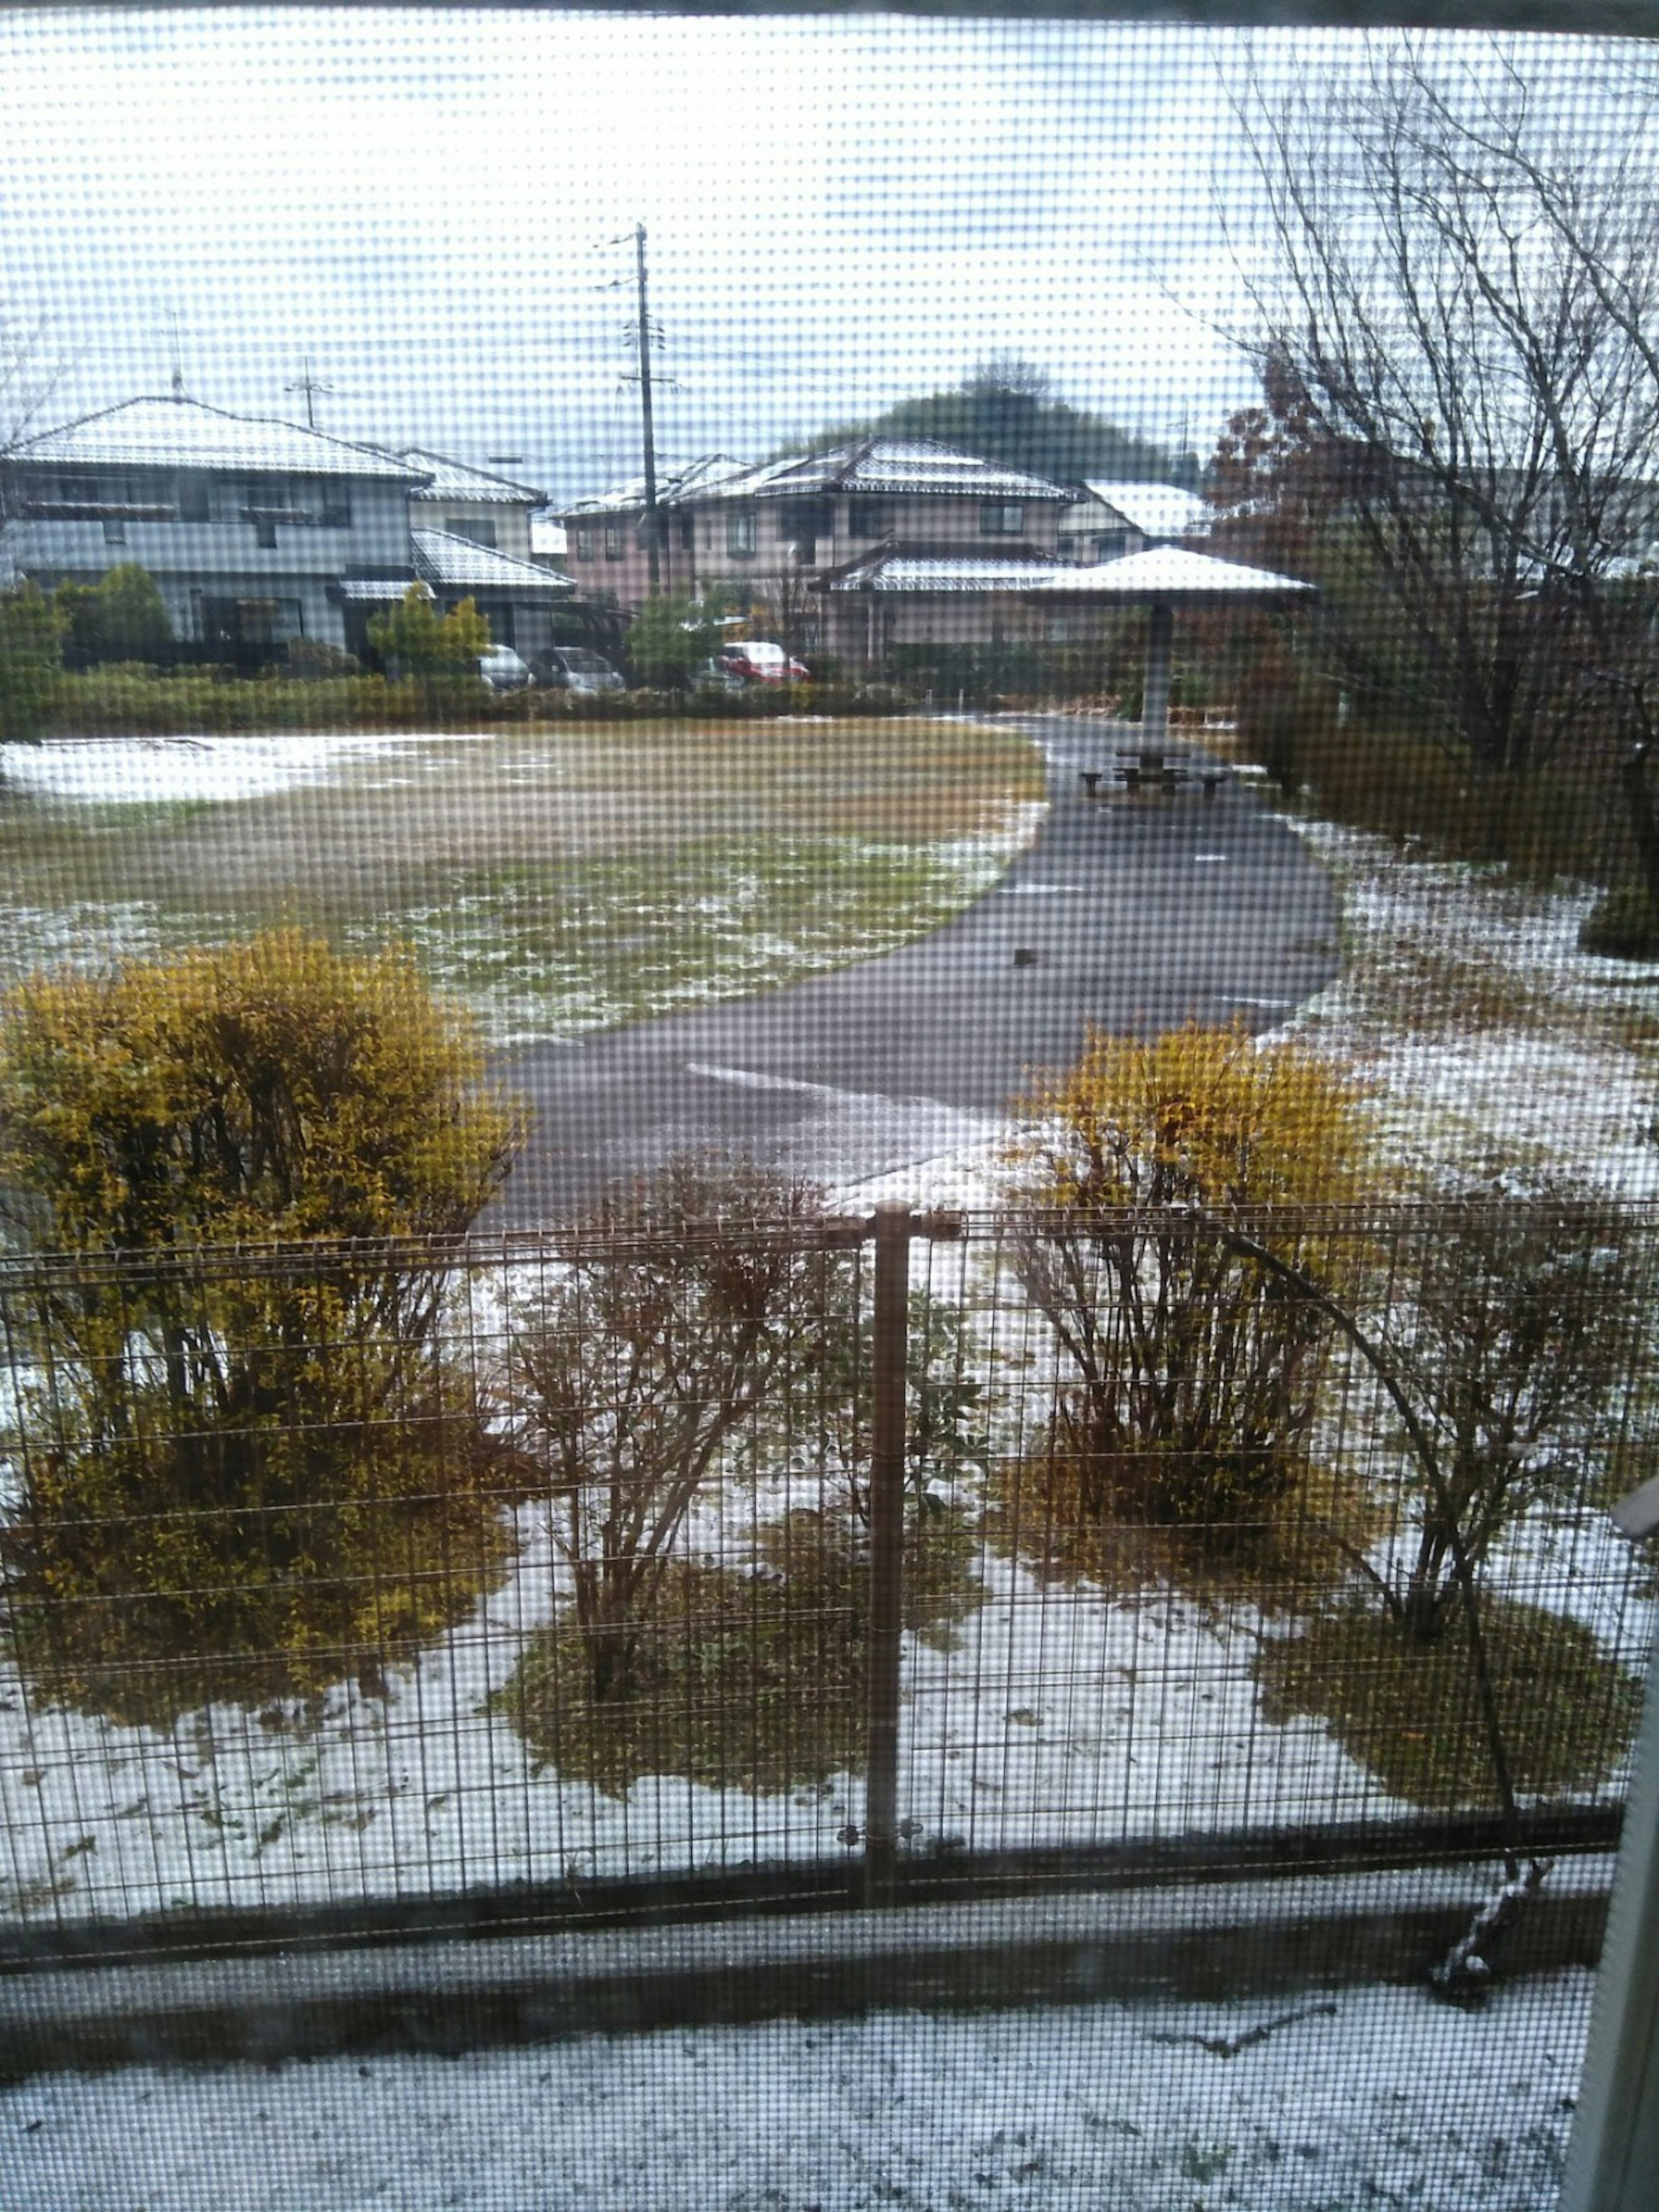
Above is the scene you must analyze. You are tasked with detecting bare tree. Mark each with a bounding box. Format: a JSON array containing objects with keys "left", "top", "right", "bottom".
[
  {"left": 759, "top": 553, "right": 818, "bottom": 667},
  {"left": 504, "top": 1160, "right": 850, "bottom": 1706},
  {"left": 0, "top": 307, "right": 64, "bottom": 595},
  {"left": 1219, "top": 38, "right": 1659, "bottom": 798},
  {"left": 0, "top": 307, "right": 60, "bottom": 454}
]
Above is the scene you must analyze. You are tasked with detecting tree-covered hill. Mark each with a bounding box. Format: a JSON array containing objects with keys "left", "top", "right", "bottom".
[{"left": 779, "top": 359, "right": 1196, "bottom": 489}]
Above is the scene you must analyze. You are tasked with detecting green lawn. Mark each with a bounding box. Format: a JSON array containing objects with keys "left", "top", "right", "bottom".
[{"left": 0, "top": 719, "right": 1044, "bottom": 1043}]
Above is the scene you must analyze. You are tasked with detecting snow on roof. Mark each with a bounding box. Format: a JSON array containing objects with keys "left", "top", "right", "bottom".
[
  {"left": 412, "top": 529, "right": 574, "bottom": 594},
  {"left": 336, "top": 576, "right": 423, "bottom": 602},
  {"left": 10, "top": 397, "right": 432, "bottom": 483},
  {"left": 566, "top": 439, "right": 1070, "bottom": 514},
  {"left": 402, "top": 449, "right": 546, "bottom": 505},
  {"left": 1078, "top": 480, "right": 1211, "bottom": 540},
  {"left": 822, "top": 551, "right": 1070, "bottom": 593},
  {"left": 765, "top": 437, "right": 1069, "bottom": 502},
  {"left": 1028, "top": 547, "right": 1315, "bottom": 598},
  {"left": 529, "top": 514, "right": 568, "bottom": 558},
  {"left": 822, "top": 545, "right": 1313, "bottom": 598},
  {"left": 564, "top": 454, "right": 757, "bottom": 515}
]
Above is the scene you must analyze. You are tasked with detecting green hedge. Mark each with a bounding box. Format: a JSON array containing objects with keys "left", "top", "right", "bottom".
[{"left": 36, "top": 666, "right": 919, "bottom": 736}]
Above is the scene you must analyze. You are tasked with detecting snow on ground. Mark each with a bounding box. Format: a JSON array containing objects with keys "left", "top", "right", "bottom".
[
  {"left": 0, "top": 730, "right": 490, "bottom": 806},
  {"left": 0, "top": 1528, "right": 1384, "bottom": 1920},
  {"left": 846, "top": 814, "right": 1659, "bottom": 1210},
  {"left": 1270, "top": 821, "right": 1659, "bottom": 1194},
  {"left": 4, "top": 821, "right": 1653, "bottom": 1925},
  {"left": 0, "top": 1971, "right": 1593, "bottom": 2210}
]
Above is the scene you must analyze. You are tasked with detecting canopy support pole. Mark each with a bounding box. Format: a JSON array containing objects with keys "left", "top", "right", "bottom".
[{"left": 1142, "top": 601, "right": 1173, "bottom": 747}]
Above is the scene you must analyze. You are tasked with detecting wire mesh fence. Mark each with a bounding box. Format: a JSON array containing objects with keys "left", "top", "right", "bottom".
[{"left": 0, "top": 1197, "right": 1653, "bottom": 1945}]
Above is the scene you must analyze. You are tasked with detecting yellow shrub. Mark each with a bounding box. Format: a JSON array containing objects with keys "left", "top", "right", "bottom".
[
  {"left": 0, "top": 931, "right": 522, "bottom": 1720},
  {"left": 1003, "top": 1023, "right": 1379, "bottom": 1566}
]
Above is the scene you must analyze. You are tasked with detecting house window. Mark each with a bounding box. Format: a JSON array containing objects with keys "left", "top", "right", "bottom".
[
  {"left": 57, "top": 476, "right": 99, "bottom": 504},
  {"left": 980, "top": 502, "right": 1024, "bottom": 535},
  {"left": 778, "top": 500, "right": 830, "bottom": 566},
  {"left": 604, "top": 525, "right": 623, "bottom": 561},
  {"left": 1095, "top": 530, "right": 1128, "bottom": 561},
  {"left": 726, "top": 510, "right": 756, "bottom": 557},
  {"left": 255, "top": 516, "right": 278, "bottom": 550},
  {"left": 447, "top": 518, "right": 496, "bottom": 549},
  {"left": 848, "top": 499, "right": 887, "bottom": 539},
  {"left": 177, "top": 473, "right": 211, "bottom": 522},
  {"left": 575, "top": 527, "right": 594, "bottom": 561},
  {"left": 103, "top": 517, "right": 126, "bottom": 545},
  {"left": 202, "top": 596, "right": 302, "bottom": 647},
  {"left": 679, "top": 512, "right": 695, "bottom": 551}
]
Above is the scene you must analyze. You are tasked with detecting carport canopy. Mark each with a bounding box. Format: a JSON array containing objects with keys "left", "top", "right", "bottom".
[{"left": 1023, "top": 547, "right": 1316, "bottom": 745}]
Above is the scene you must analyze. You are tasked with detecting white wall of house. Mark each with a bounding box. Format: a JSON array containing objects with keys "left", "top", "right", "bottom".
[{"left": 412, "top": 496, "right": 534, "bottom": 563}]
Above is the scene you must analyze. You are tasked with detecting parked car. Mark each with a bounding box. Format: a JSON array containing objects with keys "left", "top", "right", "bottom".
[
  {"left": 477, "top": 644, "right": 533, "bottom": 692},
  {"left": 531, "top": 646, "right": 626, "bottom": 695},
  {"left": 715, "top": 640, "right": 810, "bottom": 684},
  {"left": 693, "top": 658, "right": 747, "bottom": 695}
]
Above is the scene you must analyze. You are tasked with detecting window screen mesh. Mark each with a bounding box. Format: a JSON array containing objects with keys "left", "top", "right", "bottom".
[{"left": 0, "top": 9, "right": 1655, "bottom": 2209}]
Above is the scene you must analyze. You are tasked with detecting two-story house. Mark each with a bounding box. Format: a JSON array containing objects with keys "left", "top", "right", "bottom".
[
  {"left": 0, "top": 401, "right": 581, "bottom": 661},
  {"left": 560, "top": 438, "right": 1082, "bottom": 667},
  {"left": 0, "top": 396, "right": 429, "bottom": 652}
]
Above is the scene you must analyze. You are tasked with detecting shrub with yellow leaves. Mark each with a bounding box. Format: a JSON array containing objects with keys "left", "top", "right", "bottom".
[
  {"left": 1002, "top": 1021, "right": 1379, "bottom": 1576},
  {"left": 0, "top": 931, "right": 522, "bottom": 1721}
]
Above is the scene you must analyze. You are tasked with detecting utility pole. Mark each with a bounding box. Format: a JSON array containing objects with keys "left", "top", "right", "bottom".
[
  {"left": 285, "top": 355, "right": 334, "bottom": 431},
  {"left": 634, "top": 222, "right": 661, "bottom": 594}
]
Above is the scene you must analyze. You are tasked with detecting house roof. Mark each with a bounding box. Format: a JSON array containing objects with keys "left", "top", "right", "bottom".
[
  {"left": 1075, "top": 481, "right": 1211, "bottom": 540},
  {"left": 564, "top": 438, "right": 1071, "bottom": 516},
  {"left": 412, "top": 529, "right": 574, "bottom": 594},
  {"left": 9, "top": 397, "right": 432, "bottom": 484},
  {"left": 820, "top": 550, "right": 1070, "bottom": 594},
  {"left": 337, "top": 576, "right": 421, "bottom": 604},
  {"left": 529, "top": 514, "right": 568, "bottom": 559},
  {"left": 401, "top": 448, "right": 546, "bottom": 506},
  {"left": 761, "top": 437, "right": 1069, "bottom": 502},
  {"left": 820, "top": 545, "right": 1313, "bottom": 600},
  {"left": 564, "top": 454, "right": 758, "bottom": 516},
  {"left": 1025, "top": 547, "right": 1314, "bottom": 599}
]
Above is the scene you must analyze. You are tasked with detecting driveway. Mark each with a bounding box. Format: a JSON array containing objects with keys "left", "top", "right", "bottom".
[{"left": 493, "top": 718, "right": 1338, "bottom": 1223}]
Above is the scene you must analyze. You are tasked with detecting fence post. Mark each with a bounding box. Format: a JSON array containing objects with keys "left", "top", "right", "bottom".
[{"left": 864, "top": 1201, "right": 910, "bottom": 1909}]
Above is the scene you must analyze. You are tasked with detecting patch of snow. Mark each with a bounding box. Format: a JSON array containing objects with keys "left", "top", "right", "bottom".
[
  {"left": 1271, "top": 822, "right": 1659, "bottom": 1193},
  {"left": 0, "top": 1970, "right": 1593, "bottom": 2209},
  {"left": 0, "top": 732, "right": 488, "bottom": 807}
]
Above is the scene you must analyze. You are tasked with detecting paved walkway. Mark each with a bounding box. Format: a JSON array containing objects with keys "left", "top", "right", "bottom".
[{"left": 493, "top": 718, "right": 1338, "bottom": 1223}]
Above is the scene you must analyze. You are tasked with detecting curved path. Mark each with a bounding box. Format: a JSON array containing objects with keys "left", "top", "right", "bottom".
[{"left": 493, "top": 718, "right": 1339, "bottom": 1224}]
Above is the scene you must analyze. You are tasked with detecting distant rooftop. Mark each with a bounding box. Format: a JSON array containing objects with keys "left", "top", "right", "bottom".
[
  {"left": 412, "top": 530, "right": 574, "bottom": 594},
  {"left": 401, "top": 448, "right": 547, "bottom": 506},
  {"left": 821, "top": 550, "right": 1069, "bottom": 594},
  {"left": 565, "top": 438, "right": 1072, "bottom": 515},
  {"left": 763, "top": 437, "right": 1070, "bottom": 502},
  {"left": 565, "top": 454, "right": 758, "bottom": 515},
  {"left": 1077, "top": 481, "right": 1211, "bottom": 540},
  {"left": 10, "top": 397, "right": 432, "bottom": 483}
]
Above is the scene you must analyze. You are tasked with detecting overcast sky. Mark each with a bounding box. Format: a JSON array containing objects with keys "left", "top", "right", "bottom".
[{"left": 0, "top": 9, "right": 1637, "bottom": 500}]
